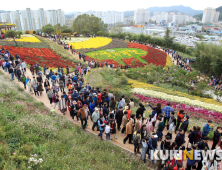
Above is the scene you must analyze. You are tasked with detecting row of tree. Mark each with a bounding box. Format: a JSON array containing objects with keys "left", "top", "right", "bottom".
[
  {"left": 194, "top": 42, "right": 222, "bottom": 77},
  {"left": 41, "top": 14, "right": 108, "bottom": 36},
  {"left": 108, "top": 29, "right": 194, "bottom": 56}
]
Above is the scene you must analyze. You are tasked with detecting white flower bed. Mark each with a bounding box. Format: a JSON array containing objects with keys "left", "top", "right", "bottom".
[{"left": 132, "top": 88, "right": 222, "bottom": 113}]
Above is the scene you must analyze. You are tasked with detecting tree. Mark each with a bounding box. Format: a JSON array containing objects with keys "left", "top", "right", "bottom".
[
  {"left": 61, "top": 28, "right": 72, "bottom": 33},
  {"left": 73, "top": 14, "right": 108, "bottom": 35},
  {"left": 96, "top": 31, "right": 104, "bottom": 36},
  {"left": 164, "top": 27, "right": 174, "bottom": 48},
  {"left": 109, "top": 33, "right": 116, "bottom": 38},
  {"left": 81, "top": 29, "right": 90, "bottom": 35},
  {"left": 5, "top": 30, "right": 17, "bottom": 38},
  {"left": 16, "top": 31, "right": 22, "bottom": 38},
  {"left": 42, "top": 24, "right": 55, "bottom": 34}
]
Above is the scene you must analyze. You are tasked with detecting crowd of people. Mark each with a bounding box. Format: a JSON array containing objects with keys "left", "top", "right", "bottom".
[{"left": 1, "top": 44, "right": 222, "bottom": 170}]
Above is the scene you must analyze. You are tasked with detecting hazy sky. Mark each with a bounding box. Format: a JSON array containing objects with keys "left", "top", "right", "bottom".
[{"left": 1, "top": 0, "right": 221, "bottom": 12}]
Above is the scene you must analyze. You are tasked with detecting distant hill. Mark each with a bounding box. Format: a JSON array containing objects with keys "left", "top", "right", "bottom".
[
  {"left": 124, "top": 11, "right": 134, "bottom": 17},
  {"left": 124, "top": 5, "right": 203, "bottom": 18},
  {"left": 0, "top": 10, "right": 6, "bottom": 13},
  {"left": 193, "top": 6, "right": 222, "bottom": 21},
  {"left": 147, "top": 5, "right": 203, "bottom": 16}
]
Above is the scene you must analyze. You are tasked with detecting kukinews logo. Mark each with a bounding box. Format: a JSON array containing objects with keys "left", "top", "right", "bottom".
[{"left": 150, "top": 150, "right": 222, "bottom": 161}]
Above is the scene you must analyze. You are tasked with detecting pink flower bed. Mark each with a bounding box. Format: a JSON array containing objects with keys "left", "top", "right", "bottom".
[{"left": 134, "top": 93, "right": 222, "bottom": 123}]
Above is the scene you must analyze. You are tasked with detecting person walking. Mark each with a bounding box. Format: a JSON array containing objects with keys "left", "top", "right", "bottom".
[
  {"left": 59, "top": 78, "right": 64, "bottom": 93},
  {"left": 92, "top": 107, "right": 100, "bottom": 131},
  {"left": 121, "top": 111, "right": 128, "bottom": 135},
  {"left": 162, "top": 102, "right": 174, "bottom": 128},
  {"left": 8, "top": 66, "right": 14, "bottom": 80},
  {"left": 47, "top": 89, "right": 54, "bottom": 106},
  {"left": 116, "top": 106, "right": 124, "bottom": 131},
  {"left": 146, "top": 115, "right": 153, "bottom": 134},
  {"left": 123, "top": 118, "right": 133, "bottom": 144},
  {"left": 52, "top": 92, "right": 60, "bottom": 110},
  {"left": 98, "top": 115, "right": 105, "bottom": 139},
  {"left": 27, "top": 79, "right": 33, "bottom": 93},
  {"left": 20, "top": 74, "right": 27, "bottom": 89},
  {"left": 133, "top": 130, "right": 141, "bottom": 155},
  {"left": 175, "top": 110, "right": 184, "bottom": 134},
  {"left": 78, "top": 106, "right": 87, "bottom": 130}
]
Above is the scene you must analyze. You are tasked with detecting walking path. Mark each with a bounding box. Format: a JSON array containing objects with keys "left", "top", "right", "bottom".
[{"left": 1, "top": 67, "right": 213, "bottom": 151}]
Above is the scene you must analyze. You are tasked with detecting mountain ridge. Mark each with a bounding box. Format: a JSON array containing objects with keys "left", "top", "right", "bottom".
[{"left": 124, "top": 5, "right": 203, "bottom": 17}]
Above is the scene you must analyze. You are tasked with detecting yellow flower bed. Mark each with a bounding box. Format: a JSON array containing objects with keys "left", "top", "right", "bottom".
[
  {"left": 10, "top": 37, "right": 41, "bottom": 43},
  {"left": 164, "top": 54, "right": 173, "bottom": 68},
  {"left": 69, "top": 37, "right": 112, "bottom": 50},
  {"left": 128, "top": 79, "right": 222, "bottom": 106}
]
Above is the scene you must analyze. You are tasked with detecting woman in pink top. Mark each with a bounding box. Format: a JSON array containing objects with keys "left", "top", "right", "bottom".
[{"left": 146, "top": 114, "right": 154, "bottom": 136}]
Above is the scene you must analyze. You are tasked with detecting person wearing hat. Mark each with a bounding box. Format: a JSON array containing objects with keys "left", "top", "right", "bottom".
[
  {"left": 162, "top": 102, "right": 174, "bottom": 128},
  {"left": 147, "top": 133, "right": 158, "bottom": 162},
  {"left": 92, "top": 107, "right": 100, "bottom": 131}
]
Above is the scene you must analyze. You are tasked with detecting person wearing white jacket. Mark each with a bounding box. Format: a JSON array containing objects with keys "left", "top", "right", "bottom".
[{"left": 167, "top": 118, "right": 176, "bottom": 141}]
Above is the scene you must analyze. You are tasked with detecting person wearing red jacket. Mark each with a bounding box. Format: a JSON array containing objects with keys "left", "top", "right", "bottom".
[
  {"left": 97, "top": 91, "right": 102, "bottom": 108},
  {"left": 67, "top": 96, "right": 72, "bottom": 113},
  {"left": 175, "top": 110, "right": 184, "bottom": 133}
]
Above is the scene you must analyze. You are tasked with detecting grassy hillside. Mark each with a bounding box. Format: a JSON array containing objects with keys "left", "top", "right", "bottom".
[
  {"left": 194, "top": 6, "right": 222, "bottom": 21},
  {"left": 0, "top": 71, "right": 148, "bottom": 170}
]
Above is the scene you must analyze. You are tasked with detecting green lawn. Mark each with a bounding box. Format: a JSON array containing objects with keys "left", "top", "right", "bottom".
[{"left": 86, "top": 48, "right": 147, "bottom": 65}]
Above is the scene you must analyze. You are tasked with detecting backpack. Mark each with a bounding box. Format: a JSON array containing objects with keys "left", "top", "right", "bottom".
[{"left": 133, "top": 132, "right": 139, "bottom": 144}]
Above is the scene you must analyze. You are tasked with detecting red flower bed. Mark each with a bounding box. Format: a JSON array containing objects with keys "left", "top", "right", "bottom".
[
  {"left": 127, "top": 42, "right": 167, "bottom": 67},
  {"left": 3, "top": 46, "right": 77, "bottom": 68},
  {"left": 122, "top": 58, "right": 145, "bottom": 68}
]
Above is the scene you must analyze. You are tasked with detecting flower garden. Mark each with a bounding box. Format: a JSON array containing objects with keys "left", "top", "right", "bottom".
[
  {"left": 128, "top": 79, "right": 222, "bottom": 124},
  {"left": 86, "top": 48, "right": 147, "bottom": 65},
  {"left": 0, "top": 35, "right": 78, "bottom": 73},
  {"left": 70, "top": 38, "right": 170, "bottom": 68}
]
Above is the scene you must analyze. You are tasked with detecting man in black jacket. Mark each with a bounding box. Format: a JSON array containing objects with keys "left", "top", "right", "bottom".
[
  {"left": 212, "top": 126, "right": 222, "bottom": 149},
  {"left": 180, "top": 115, "right": 189, "bottom": 137},
  {"left": 175, "top": 129, "right": 185, "bottom": 149},
  {"left": 116, "top": 106, "right": 123, "bottom": 131},
  {"left": 136, "top": 103, "right": 146, "bottom": 119}
]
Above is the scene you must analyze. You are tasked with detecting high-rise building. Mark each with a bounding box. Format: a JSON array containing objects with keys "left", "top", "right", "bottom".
[
  {"left": 202, "top": 7, "right": 220, "bottom": 23},
  {"left": 0, "top": 8, "right": 65, "bottom": 30},
  {"left": 134, "top": 9, "right": 150, "bottom": 24}
]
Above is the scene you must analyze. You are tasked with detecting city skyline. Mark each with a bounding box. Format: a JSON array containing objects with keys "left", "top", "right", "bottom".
[{"left": 1, "top": 0, "right": 221, "bottom": 12}]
